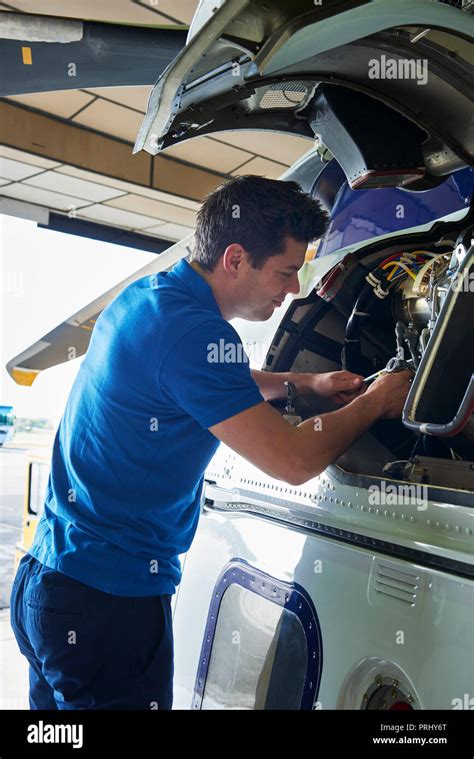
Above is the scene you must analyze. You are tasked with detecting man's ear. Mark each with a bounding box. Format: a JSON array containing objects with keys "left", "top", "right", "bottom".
[{"left": 222, "top": 244, "right": 247, "bottom": 278}]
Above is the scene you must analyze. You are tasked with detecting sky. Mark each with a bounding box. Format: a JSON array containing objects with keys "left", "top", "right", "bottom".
[
  {"left": 0, "top": 214, "right": 283, "bottom": 428},
  {"left": 0, "top": 214, "right": 157, "bottom": 426}
]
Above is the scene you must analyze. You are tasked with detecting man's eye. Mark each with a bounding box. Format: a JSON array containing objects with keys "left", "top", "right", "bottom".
[{"left": 281, "top": 272, "right": 292, "bottom": 278}]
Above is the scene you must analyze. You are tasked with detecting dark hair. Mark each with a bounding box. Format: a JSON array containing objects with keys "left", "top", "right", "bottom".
[{"left": 192, "top": 174, "right": 329, "bottom": 271}]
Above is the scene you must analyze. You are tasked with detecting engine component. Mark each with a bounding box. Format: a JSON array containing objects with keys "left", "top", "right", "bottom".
[
  {"left": 342, "top": 249, "right": 439, "bottom": 373},
  {"left": 402, "top": 244, "right": 474, "bottom": 437},
  {"left": 384, "top": 455, "right": 474, "bottom": 490}
]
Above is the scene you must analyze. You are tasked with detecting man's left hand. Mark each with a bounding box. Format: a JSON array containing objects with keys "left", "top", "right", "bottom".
[{"left": 305, "top": 371, "right": 367, "bottom": 405}]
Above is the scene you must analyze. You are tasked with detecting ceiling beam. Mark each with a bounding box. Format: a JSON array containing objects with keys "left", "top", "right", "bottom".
[
  {"left": 0, "top": 100, "right": 224, "bottom": 201},
  {"left": 0, "top": 14, "right": 188, "bottom": 97}
]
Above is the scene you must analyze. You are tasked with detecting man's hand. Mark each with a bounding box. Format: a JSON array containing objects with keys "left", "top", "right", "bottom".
[
  {"left": 306, "top": 370, "right": 366, "bottom": 405},
  {"left": 251, "top": 368, "right": 366, "bottom": 403},
  {"left": 364, "top": 369, "right": 413, "bottom": 419},
  {"left": 210, "top": 369, "right": 413, "bottom": 486}
]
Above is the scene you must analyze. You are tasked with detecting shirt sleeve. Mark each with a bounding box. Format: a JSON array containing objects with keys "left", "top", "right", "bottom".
[{"left": 158, "top": 318, "right": 265, "bottom": 429}]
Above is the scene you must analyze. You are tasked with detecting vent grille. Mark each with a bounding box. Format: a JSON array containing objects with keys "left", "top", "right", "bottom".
[
  {"left": 259, "top": 82, "right": 309, "bottom": 110},
  {"left": 374, "top": 562, "right": 420, "bottom": 606}
]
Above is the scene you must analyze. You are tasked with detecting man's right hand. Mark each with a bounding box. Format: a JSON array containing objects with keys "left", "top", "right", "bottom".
[
  {"left": 209, "top": 368, "right": 415, "bottom": 486},
  {"left": 364, "top": 369, "right": 413, "bottom": 419}
]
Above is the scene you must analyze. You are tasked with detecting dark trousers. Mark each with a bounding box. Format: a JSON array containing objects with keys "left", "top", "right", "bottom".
[{"left": 10, "top": 553, "right": 174, "bottom": 710}]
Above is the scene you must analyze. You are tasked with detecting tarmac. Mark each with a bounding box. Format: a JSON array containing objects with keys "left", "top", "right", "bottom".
[
  {"left": 0, "top": 607, "right": 29, "bottom": 709},
  {"left": 0, "top": 430, "right": 54, "bottom": 710}
]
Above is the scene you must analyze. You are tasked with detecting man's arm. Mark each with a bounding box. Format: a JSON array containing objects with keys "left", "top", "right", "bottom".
[
  {"left": 250, "top": 369, "right": 313, "bottom": 401},
  {"left": 250, "top": 368, "right": 365, "bottom": 403},
  {"left": 210, "top": 371, "right": 412, "bottom": 486}
]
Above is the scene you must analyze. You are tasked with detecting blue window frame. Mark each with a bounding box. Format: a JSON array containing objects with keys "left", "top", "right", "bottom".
[{"left": 193, "top": 560, "right": 323, "bottom": 710}]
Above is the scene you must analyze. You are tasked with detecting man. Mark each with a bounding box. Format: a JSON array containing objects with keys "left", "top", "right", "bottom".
[{"left": 11, "top": 175, "right": 411, "bottom": 710}]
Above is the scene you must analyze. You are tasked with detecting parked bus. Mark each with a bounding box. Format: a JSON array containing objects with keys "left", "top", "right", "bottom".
[
  {"left": 13, "top": 456, "right": 50, "bottom": 574},
  {"left": 0, "top": 405, "right": 15, "bottom": 446}
]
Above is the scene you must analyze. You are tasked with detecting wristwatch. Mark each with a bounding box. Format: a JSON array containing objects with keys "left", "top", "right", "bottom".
[{"left": 283, "top": 381, "right": 302, "bottom": 426}]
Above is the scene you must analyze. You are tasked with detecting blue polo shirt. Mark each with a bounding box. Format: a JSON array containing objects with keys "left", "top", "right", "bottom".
[{"left": 29, "top": 259, "right": 264, "bottom": 596}]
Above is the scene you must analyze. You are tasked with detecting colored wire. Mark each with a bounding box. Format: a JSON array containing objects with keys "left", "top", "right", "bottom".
[{"left": 383, "top": 261, "right": 417, "bottom": 280}]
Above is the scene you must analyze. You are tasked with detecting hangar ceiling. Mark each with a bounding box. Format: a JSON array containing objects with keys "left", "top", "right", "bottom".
[{"left": 0, "top": 0, "right": 312, "bottom": 244}]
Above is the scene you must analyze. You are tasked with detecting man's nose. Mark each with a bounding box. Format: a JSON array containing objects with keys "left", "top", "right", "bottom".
[{"left": 286, "top": 273, "right": 300, "bottom": 296}]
